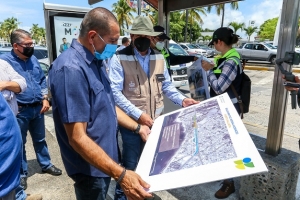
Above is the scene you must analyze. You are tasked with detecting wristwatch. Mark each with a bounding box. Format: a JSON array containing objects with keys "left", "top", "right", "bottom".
[
  {"left": 42, "top": 97, "right": 49, "bottom": 101},
  {"left": 134, "top": 124, "right": 141, "bottom": 134}
]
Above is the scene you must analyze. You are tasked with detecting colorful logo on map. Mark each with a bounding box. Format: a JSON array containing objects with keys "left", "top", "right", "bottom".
[{"left": 234, "top": 157, "right": 254, "bottom": 169}]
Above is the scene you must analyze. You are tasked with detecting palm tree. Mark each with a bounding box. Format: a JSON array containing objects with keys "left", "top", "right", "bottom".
[
  {"left": 112, "top": 0, "right": 136, "bottom": 35},
  {"left": 181, "top": 7, "right": 207, "bottom": 42},
  {"left": 30, "top": 24, "right": 40, "bottom": 42},
  {"left": 204, "top": 35, "right": 212, "bottom": 42},
  {"left": 142, "top": 7, "right": 157, "bottom": 25},
  {"left": 244, "top": 26, "right": 258, "bottom": 41},
  {"left": 228, "top": 21, "right": 245, "bottom": 34},
  {"left": 0, "top": 22, "right": 6, "bottom": 40},
  {"left": 207, "top": 1, "right": 239, "bottom": 27},
  {"left": 29, "top": 24, "right": 46, "bottom": 45},
  {"left": 2, "top": 17, "right": 20, "bottom": 41}
]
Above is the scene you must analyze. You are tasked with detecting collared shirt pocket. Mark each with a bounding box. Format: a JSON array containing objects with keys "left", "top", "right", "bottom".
[{"left": 91, "top": 81, "right": 104, "bottom": 96}]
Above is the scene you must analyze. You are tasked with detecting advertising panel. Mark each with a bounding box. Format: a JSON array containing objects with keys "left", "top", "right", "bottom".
[{"left": 53, "top": 16, "right": 83, "bottom": 56}]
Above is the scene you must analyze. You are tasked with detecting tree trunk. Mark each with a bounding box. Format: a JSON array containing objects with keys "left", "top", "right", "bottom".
[
  {"left": 221, "top": 6, "right": 225, "bottom": 27},
  {"left": 184, "top": 10, "right": 189, "bottom": 42}
]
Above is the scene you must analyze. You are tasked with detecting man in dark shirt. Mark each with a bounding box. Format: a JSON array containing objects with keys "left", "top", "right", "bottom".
[
  {"left": 0, "top": 29, "right": 62, "bottom": 191},
  {"left": 0, "top": 93, "right": 22, "bottom": 199},
  {"left": 49, "top": 7, "right": 152, "bottom": 200},
  {"left": 151, "top": 25, "right": 198, "bottom": 77}
]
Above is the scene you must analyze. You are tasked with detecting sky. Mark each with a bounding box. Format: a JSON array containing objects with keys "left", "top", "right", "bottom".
[{"left": 0, "top": 0, "right": 283, "bottom": 40}]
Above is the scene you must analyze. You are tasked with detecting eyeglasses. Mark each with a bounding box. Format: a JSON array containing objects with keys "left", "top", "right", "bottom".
[{"left": 17, "top": 43, "right": 35, "bottom": 47}]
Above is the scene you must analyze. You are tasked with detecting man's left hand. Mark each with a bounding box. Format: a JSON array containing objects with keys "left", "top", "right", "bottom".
[
  {"left": 182, "top": 98, "right": 199, "bottom": 107},
  {"left": 40, "top": 99, "right": 50, "bottom": 113},
  {"left": 138, "top": 125, "right": 151, "bottom": 142}
]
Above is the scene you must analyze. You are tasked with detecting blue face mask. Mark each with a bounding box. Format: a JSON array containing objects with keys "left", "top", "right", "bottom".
[{"left": 93, "top": 34, "right": 117, "bottom": 60}]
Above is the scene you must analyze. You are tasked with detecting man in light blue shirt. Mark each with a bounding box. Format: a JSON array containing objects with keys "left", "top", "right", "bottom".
[{"left": 109, "top": 16, "right": 198, "bottom": 200}]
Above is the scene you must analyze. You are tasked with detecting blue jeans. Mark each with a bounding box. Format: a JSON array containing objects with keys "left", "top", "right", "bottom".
[
  {"left": 15, "top": 185, "right": 26, "bottom": 200},
  {"left": 70, "top": 174, "right": 111, "bottom": 200},
  {"left": 114, "top": 126, "right": 145, "bottom": 200},
  {"left": 16, "top": 105, "right": 52, "bottom": 177}
]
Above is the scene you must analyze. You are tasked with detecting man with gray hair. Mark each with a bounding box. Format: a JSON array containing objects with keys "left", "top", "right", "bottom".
[
  {"left": 49, "top": 7, "right": 153, "bottom": 200},
  {"left": 0, "top": 29, "right": 62, "bottom": 192}
]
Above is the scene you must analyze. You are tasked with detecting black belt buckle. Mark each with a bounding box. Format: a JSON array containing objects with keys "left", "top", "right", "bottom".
[{"left": 18, "top": 102, "right": 42, "bottom": 107}]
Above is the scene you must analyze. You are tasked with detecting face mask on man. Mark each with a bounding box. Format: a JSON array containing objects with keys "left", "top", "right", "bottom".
[
  {"left": 17, "top": 45, "right": 34, "bottom": 58},
  {"left": 134, "top": 37, "right": 150, "bottom": 52},
  {"left": 93, "top": 34, "right": 117, "bottom": 60},
  {"left": 155, "top": 41, "right": 165, "bottom": 51}
]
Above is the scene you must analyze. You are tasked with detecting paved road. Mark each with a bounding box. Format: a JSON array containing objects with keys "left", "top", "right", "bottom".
[{"left": 23, "top": 69, "right": 300, "bottom": 199}]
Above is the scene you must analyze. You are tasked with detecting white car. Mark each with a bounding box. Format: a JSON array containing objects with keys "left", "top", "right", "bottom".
[
  {"left": 179, "top": 43, "right": 207, "bottom": 56},
  {"left": 168, "top": 40, "right": 193, "bottom": 88}
]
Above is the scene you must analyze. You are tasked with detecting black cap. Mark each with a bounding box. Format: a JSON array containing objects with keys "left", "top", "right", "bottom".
[
  {"left": 153, "top": 25, "right": 170, "bottom": 40},
  {"left": 208, "top": 27, "right": 234, "bottom": 46}
]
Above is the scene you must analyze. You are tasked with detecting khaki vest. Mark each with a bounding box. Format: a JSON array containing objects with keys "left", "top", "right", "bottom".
[{"left": 117, "top": 48, "right": 165, "bottom": 119}]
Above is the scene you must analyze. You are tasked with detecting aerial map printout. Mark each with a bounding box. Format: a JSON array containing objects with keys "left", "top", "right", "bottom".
[{"left": 136, "top": 93, "right": 268, "bottom": 192}]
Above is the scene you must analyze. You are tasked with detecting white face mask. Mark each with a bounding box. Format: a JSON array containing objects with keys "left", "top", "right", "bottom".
[{"left": 155, "top": 41, "right": 165, "bottom": 50}]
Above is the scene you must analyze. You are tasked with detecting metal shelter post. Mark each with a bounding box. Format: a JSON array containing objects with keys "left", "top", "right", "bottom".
[
  {"left": 158, "top": 0, "right": 165, "bottom": 27},
  {"left": 265, "top": 0, "right": 300, "bottom": 156},
  {"left": 137, "top": 0, "right": 142, "bottom": 15}
]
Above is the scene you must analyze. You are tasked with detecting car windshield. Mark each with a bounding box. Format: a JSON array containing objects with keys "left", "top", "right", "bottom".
[
  {"left": 197, "top": 45, "right": 209, "bottom": 50},
  {"left": 169, "top": 44, "right": 189, "bottom": 56},
  {"left": 264, "top": 43, "right": 277, "bottom": 49},
  {"left": 187, "top": 44, "right": 196, "bottom": 49}
]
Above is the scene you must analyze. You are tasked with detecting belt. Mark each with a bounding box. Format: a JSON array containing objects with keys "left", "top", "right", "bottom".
[{"left": 18, "top": 102, "right": 42, "bottom": 107}]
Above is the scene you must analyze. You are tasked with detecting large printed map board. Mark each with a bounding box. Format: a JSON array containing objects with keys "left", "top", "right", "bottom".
[{"left": 136, "top": 93, "right": 268, "bottom": 192}]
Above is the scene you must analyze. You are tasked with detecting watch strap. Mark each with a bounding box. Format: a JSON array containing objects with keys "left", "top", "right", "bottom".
[{"left": 134, "top": 124, "right": 141, "bottom": 134}]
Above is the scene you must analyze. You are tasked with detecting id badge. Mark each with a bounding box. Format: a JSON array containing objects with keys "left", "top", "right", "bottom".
[{"left": 156, "top": 74, "right": 165, "bottom": 82}]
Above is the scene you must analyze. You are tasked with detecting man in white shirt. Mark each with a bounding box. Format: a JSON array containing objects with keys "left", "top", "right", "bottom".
[
  {"left": 0, "top": 59, "right": 27, "bottom": 115},
  {"left": 116, "top": 37, "right": 130, "bottom": 51}
]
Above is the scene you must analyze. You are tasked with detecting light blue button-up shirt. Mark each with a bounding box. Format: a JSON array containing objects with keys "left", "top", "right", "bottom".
[{"left": 109, "top": 47, "right": 186, "bottom": 120}]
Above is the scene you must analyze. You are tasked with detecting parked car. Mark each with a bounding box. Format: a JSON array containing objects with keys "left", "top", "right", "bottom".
[
  {"left": 236, "top": 42, "right": 277, "bottom": 64},
  {"left": 179, "top": 43, "right": 207, "bottom": 56},
  {"left": 168, "top": 40, "right": 193, "bottom": 88},
  {"left": 194, "top": 44, "right": 216, "bottom": 58},
  {"left": 0, "top": 47, "right": 11, "bottom": 55}
]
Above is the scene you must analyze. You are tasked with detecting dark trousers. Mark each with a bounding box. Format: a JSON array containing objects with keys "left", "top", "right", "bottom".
[
  {"left": 70, "top": 174, "right": 111, "bottom": 200},
  {"left": 114, "top": 126, "right": 145, "bottom": 200}
]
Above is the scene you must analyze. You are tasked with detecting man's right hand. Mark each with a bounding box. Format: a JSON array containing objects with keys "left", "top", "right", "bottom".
[
  {"left": 138, "top": 113, "right": 154, "bottom": 127},
  {"left": 120, "top": 170, "right": 152, "bottom": 200},
  {"left": 282, "top": 75, "right": 300, "bottom": 91},
  {"left": 139, "top": 125, "right": 151, "bottom": 142}
]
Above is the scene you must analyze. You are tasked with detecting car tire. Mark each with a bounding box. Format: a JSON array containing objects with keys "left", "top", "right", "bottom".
[{"left": 270, "top": 56, "right": 276, "bottom": 64}]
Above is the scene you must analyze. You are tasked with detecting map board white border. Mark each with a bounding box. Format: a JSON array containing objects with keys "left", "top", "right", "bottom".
[{"left": 136, "top": 93, "right": 268, "bottom": 192}]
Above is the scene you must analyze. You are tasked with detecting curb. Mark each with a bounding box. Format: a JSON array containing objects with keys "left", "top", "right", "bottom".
[{"left": 245, "top": 65, "right": 300, "bottom": 73}]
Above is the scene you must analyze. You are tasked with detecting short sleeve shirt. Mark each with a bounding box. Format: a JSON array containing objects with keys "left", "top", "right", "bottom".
[
  {"left": 0, "top": 93, "right": 22, "bottom": 197},
  {"left": 49, "top": 39, "right": 118, "bottom": 177}
]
